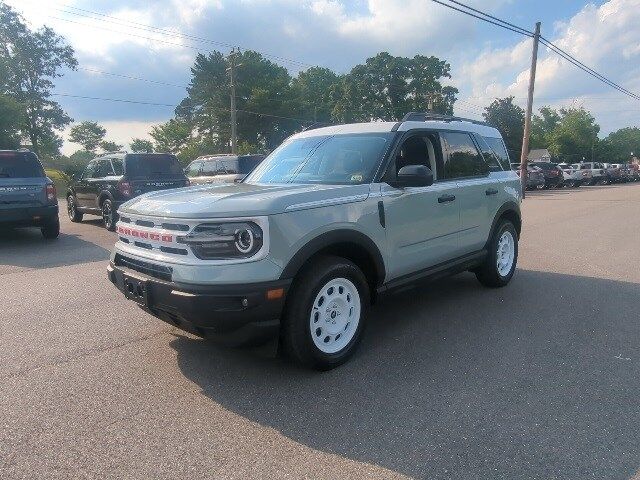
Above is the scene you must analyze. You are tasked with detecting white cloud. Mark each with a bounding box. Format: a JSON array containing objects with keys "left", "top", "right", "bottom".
[{"left": 458, "top": 0, "right": 640, "bottom": 134}]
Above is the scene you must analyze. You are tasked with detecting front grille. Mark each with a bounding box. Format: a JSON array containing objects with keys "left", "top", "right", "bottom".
[
  {"left": 135, "top": 220, "right": 155, "bottom": 228},
  {"left": 114, "top": 254, "right": 173, "bottom": 281},
  {"left": 161, "top": 222, "right": 190, "bottom": 231}
]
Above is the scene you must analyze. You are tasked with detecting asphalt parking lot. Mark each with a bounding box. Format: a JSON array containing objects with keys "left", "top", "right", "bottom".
[{"left": 1, "top": 184, "right": 640, "bottom": 480}]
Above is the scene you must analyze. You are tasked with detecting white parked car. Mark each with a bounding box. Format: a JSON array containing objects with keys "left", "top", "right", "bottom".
[
  {"left": 576, "top": 162, "right": 605, "bottom": 185},
  {"left": 558, "top": 163, "right": 590, "bottom": 187}
]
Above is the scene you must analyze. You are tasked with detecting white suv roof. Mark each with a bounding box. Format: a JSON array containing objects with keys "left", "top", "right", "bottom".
[{"left": 293, "top": 115, "right": 502, "bottom": 141}]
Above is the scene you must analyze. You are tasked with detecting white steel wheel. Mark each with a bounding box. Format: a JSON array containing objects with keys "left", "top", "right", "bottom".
[
  {"left": 496, "top": 230, "right": 515, "bottom": 277},
  {"left": 309, "top": 277, "right": 361, "bottom": 354}
]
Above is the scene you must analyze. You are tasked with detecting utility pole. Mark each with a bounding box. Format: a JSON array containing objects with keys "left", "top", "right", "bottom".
[
  {"left": 519, "top": 22, "right": 541, "bottom": 199},
  {"left": 427, "top": 93, "right": 434, "bottom": 112},
  {"left": 227, "top": 48, "right": 239, "bottom": 154}
]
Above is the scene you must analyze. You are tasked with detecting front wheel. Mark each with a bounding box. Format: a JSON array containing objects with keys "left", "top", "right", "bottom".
[
  {"left": 102, "top": 199, "right": 117, "bottom": 231},
  {"left": 281, "top": 256, "right": 370, "bottom": 370},
  {"left": 475, "top": 220, "right": 518, "bottom": 288},
  {"left": 67, "top": 195, "right": 83, "bottom": 222}
]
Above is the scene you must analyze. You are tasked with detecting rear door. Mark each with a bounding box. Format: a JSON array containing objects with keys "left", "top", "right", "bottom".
[
  {"left": 382, "top": 131, "right": 462, "bottom": 279},
  {"left": 74, "top": 160, "right": 98, "bottom": 207},
  {"left": 440, "top": 131, "right": 493, "bottom": 254}
]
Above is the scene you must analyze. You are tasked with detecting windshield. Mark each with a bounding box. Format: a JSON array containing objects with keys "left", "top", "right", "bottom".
[
  {"left": 0, "top": 151, "right": 44, "bottom": 178},
  {"left": 245, "top": 133, "right": 394, "bottom": 185},
  {"left": 125, "top": 154, "right": 183, "bottom": 177}
]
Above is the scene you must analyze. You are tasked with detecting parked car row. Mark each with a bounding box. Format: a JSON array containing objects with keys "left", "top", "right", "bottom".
[{"left": 511, "top": 161, "right": 640, "bottom": 189}]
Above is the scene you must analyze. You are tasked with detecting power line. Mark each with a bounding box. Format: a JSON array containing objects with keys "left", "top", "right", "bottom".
[
  {"left": 50, "top": 93, "right": 316, "bottom": 123},
  {"left": 539, "top": 37, "right": 640, "bottom": 101},
  {"left": 430, "top": 0, "right": 532, "bottom": 37},
  {"left": 41, "top": 2, "right": 316, "bottom": 68},
  {"left": 77, "top": 67, "right": 188, "bottom": 89},
  {"left": 433, "top": 0, "right": 639, "bottom": 102}
]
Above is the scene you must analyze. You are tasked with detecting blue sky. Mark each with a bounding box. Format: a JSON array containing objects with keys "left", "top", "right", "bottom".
[{"left": 7, "top": 0, "right": 638, "bottom": 154}]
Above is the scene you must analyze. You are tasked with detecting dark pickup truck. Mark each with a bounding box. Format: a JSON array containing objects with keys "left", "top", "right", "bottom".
[
  {"left": 66, "top": 152, "right": 189, "bottom": 231},
  {"left": 0, "top": 150, "right": 60, "bottom": 239}
]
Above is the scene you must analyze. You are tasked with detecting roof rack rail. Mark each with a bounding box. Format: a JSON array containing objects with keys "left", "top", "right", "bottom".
[
  {"left": 96, "top": 150, "right": 128, "bottom": 156},
  {"left": 401, "top": 112, "right": 490, "bottom": 127},
  {"left": 302, "top": 122, "right": 333, "bottom": 131}
]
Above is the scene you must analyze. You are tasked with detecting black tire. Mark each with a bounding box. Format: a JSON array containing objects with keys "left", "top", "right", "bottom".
[
  {"left": 41, "top": 217, "right": 60, "bottom": 239},
  {"left": 67, "top": 194, "right": 83, "bottom": 222},
  {"left": 102, "top": 198, "right": 117, "bottom": 231},
  {"left": 475, "top": 220, "right": 518, "bottom": 288},
  {"left": 281, "top": 255, "right": 370, "bottom": 370}
]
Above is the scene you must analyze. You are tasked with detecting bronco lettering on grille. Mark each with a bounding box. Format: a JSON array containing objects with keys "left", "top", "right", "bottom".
[{"left": 117, "top": 226, "right": 173, "bottom": 243}]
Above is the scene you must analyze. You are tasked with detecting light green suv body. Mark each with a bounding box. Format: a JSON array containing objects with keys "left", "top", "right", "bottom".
[{"left": 108, "top": 115, "right": 522, "bottom": 369}]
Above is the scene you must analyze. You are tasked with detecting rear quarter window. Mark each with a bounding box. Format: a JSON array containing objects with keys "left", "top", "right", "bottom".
[
  {"left": 482, "top": 136, "right": 510, "bottom": 171},
  {"left": 0, "top": 151, "right": 44, "bottom": 178}
]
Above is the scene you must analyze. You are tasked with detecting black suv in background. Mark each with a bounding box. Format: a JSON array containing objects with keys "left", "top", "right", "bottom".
[
  {"left": 529, "top": 161, "right": 564, "bottom": 188},
  {"left": 185, "top": 154, "right": 265, "bottom": 185},
  {"left": 0, "top": 150, "right": 59, "bottom": 239},
  {"left": 66, "top": 152, "right": 189, "bottom": 231}
]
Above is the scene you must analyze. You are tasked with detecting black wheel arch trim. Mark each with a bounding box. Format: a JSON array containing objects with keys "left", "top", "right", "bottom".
[
  {"left": 485, "top": 201, "right": 521, "bottom": 249},
  {"left": 279, "top": 229, "right": 386, "bottom": 287},
  {"left": 97, "top": 191, "right": 115, "bottom": 208}
]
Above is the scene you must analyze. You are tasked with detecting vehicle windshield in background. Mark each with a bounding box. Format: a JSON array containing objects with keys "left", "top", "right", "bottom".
[
  {"left": 0, "top": 151, "right": 44, "bottom": 178},
  {"left": 125, "top": 154, "right": 182, "bottom": 177},
  {"left": 531, "top": 162, "right": 556, "bottom": 170},
  {"left": 245, "top": 133, "right": 393, "bottom": 185}
]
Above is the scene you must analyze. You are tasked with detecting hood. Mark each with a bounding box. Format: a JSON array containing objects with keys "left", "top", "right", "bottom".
[{"left": 119, "top": 182, "right": 371, "bottom": 218}]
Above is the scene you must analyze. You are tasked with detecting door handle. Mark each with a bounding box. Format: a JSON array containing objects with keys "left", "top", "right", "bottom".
[
  {"left": 485, "top": 188, "right": 498, "bottom": 196},
  {"left": 438, "top": 194, "right": 456, "bottom": 203}
]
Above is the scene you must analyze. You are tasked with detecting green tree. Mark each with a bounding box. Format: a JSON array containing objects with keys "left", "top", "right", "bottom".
[
  {"left": 598, "top": 127, "right": 640, "bottom": 163},
  {"left": 129, "top": 138, "right": 154, "bottom": 153},
  {"left": 547, "top": 108, "right": 599, "bottom": 160},
  {"left": 99, "top": 140, "right": 123, "bottom": 152},
  {"left": 530, "top": 107, "right": 561, "bottom": 150},
  {"left": 332, "top": 52, "right": 458, "bottom": 123},
  {"left": 0, "top": 3, "right": 77, "bottom": 156},
  {"left": 291, "top": 67, "right": 340, "bottom": 123},
  {"left": 483, "top": 97, "right": 524, "bottom": 159},
  {"left": 150, "top": 119, "right": 192, "bottom": 154},
  {"left": 0, "top": 93, "right": 23, "bottom": 149},
  {"left": 68, "top": 121, "right": 106, "bottom": 152}
]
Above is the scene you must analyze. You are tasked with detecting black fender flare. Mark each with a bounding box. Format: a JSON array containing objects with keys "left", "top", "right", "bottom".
[
  {"left": 97, "top": 190, "right": 114, "bottom": 209},
  {"left": 485, "top": 201, "right": 522, "bottom": 249},
  {"left": 279, "top": 229, "right": 386, "bottom": 287}
]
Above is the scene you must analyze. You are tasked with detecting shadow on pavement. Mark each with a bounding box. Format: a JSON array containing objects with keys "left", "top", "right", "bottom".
[
  {"left": 0, "top": 219, "right": 110, "bottom": 270},
  {"left": 170, "top": 269, "right": 640, "bottom": 479}
]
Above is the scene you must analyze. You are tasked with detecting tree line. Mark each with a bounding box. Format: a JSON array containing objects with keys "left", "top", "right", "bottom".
[{"left": 1, "top": 1, "right": 638, "bottom": 177}]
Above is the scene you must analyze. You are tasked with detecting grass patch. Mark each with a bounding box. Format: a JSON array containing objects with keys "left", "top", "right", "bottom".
[{"left": 45, "top": 168, "right": 71, "bottom": 197}]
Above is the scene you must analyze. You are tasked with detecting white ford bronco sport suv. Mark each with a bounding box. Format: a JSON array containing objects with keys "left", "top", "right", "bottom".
[{"left": 108, "top": 113, "right": 522, "bottom": 369}]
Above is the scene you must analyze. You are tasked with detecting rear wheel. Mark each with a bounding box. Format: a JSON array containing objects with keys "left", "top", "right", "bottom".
[
  {"left": 41, "top": 217, "right": 60, "bottom": 239},
  {"left": 475, "top": 220, "right": 518, "bottom": 288},
  {"left": 281, "top": 256, "right": 370, "bottom": 370},
  {"left": 67, "top": 195, "right": 83, "bottom": 222},
  {"left": 102, "top": 198, "right": 117, "bottom": 231}
]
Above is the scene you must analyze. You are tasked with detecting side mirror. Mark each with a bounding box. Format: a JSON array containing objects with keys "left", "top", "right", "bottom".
[{"left": 396, "top": 165, "right": 434, "bottom": 188}]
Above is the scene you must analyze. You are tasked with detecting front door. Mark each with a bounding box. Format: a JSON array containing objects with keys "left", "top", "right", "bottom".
[{"left": 381, "top": 132, "right": 461, "bottom": 280}]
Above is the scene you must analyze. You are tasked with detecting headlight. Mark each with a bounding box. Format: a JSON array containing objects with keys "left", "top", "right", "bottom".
[{"left": 177, "top": 222, "right": 263, "bottom": 260}]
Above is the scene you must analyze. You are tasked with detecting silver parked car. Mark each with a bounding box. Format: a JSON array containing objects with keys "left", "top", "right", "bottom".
[
  {"left": 108, "top": 113, "right": 522, "bottom": 369},
  {"left": 185, "top": 154, "right": 265, "bottom": 185}
]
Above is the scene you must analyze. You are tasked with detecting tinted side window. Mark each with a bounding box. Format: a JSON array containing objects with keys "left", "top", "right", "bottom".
[
  {"left": 222, "top": 159, "right": 239, "bottom": 174},
  {"left": 201, "top": 160, "right": 218, "bottom": 176},
  {"left": 83, "top": 161, "right": 98, "bottom": 179},
  {"left": 441, "top": 132, "right": 488, "bottom": 179},
  {"left": 93, "top": 159, "right": 113, "bottom": 178},
  {"left": 475, "top": 135, "right": 503, "bottom": 172},
  {"left": 482, "top": 136, "right": 510, "bottom": 171},
  {"left": 112, "top": 159, "right": 124, "bottom": 175}
]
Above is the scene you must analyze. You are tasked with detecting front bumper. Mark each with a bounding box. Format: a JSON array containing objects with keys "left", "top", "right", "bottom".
[
  {"left": 108, "top": 263, "right": 291, "bottom": 345},
  {"left": 0, "top": 204, "right": 58, "bottom": 227}
]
